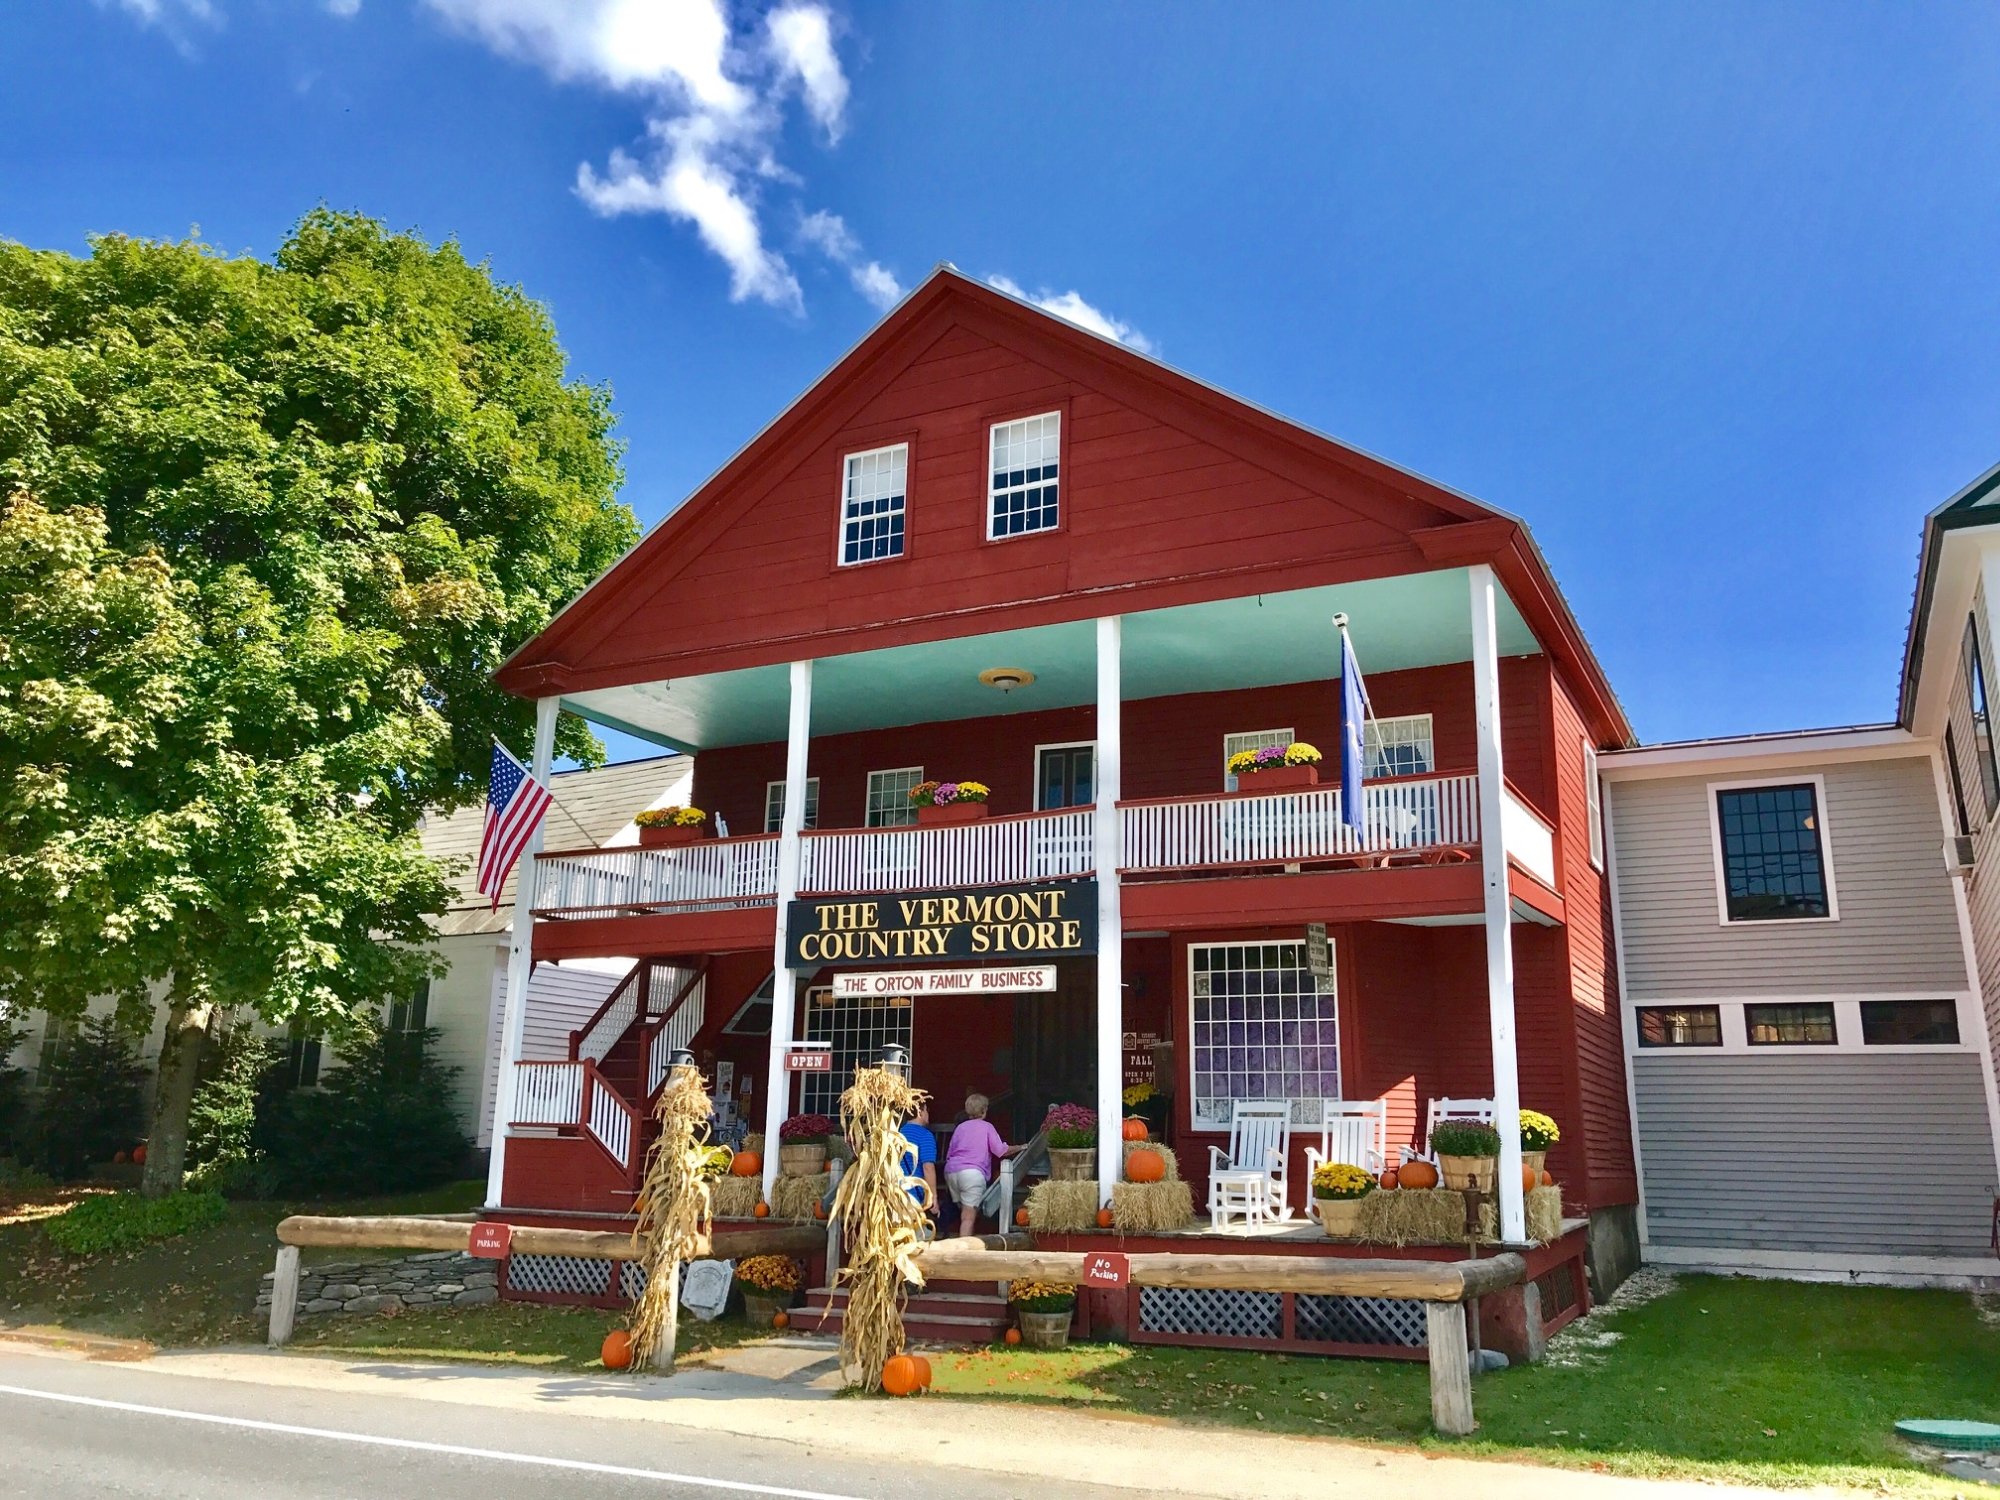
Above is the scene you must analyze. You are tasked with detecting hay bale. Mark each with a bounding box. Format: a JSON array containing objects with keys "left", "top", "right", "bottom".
[
  {"left": 1525, "top": 1184, "right": 1562, "bottom": 1243},
  {"left": 741, "top": 1133, "right": 765, "bottom": 1156},
  {"left": 770, "top": 1171, "right": 830, "bottom": 1222},
  {"left": 711, "top": 1176, "right": 760, "bottom": 1220},
  {"left": 1353, "top": 1184, "right": 1565, "bottom": 1246},
  {"left": 1024, "top": 1178, "right": 1099, "bottom": 1233},
  {"left": 1121, "top": 1139, "right": 1179, "bottom": 1181},
  {"left": 1111, "top": 1179, "right": 1194, "bottom": 1233}
]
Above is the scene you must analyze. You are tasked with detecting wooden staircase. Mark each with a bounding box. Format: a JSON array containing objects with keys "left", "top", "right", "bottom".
[{"left": 799, "top": 1278, "right": 1011, "bottom": 1345}]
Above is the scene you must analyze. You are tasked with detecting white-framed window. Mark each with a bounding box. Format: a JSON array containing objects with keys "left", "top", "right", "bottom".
[
  {"left": 1188, "top": 939, "right": 1340, "bottom": 1131},
  {"left": 764, "top": 778, "right": 821, "bottom": 834},
  {"left": 1628, "top": 993, "right": 1976, "bottom": 1056},
  {"left": 865, "top": 767, "right": 924, "bottom": 828},
  {"left": 1223, "top": 728, "right": 1294, "bottom": 792},
  {"left": 839, "top": 444, "right": 908, "bottom": 566},
  {"left": 34, "top": 1015, "right": 74, "bottom": 1087},
  {"left": 279, "top": 1017, "right": 323, "bottom": 1088},
  {"left": 1363, "top": 714, "right": 1434, "bottom": 778},
  {"left": 1583, "top": 741, "right": 1604, "bottom": 870},
  {"left": 1708, "top": 775, "right": 1837, "bottom": 924},
  {"left": 987, "top": 412, "right": 1061, "bottom": 538},
  {"left": 387, "top": 980, "right": 429, "bottom": 1036},
  {"left": 798, "top": 985, "right": 912, "bottom": 1116}
]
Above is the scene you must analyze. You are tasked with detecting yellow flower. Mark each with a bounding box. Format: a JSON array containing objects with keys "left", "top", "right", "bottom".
[{"left": 1311, "top": 1161, "right": 1377, "bottom": 1200}]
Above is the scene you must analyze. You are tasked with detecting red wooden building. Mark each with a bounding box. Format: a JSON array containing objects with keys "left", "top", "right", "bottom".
[{"left": 484, "top": 268, "right": 1638, "bottom": 1345}]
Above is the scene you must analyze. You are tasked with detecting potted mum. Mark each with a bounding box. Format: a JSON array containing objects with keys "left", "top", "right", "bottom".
[
  {"left": 634, "top": 805, "right": 708, "bottom": 848},
  {"left": 1009, "top": 1279, "right": 1077, "bottom": 1350},
  {"left": 778, "top": 1113, "right": 838, "bottom": 1177},
  {"left": 1518, "top": 1110, "right": 1560, "bottom": 1180},
  {"left": 1044, "top": 1103, "right": 1098, "bottom": 1181},
  {"left": 1225, "top": 742, "right": 1323, "bottom": 792},
  {"left": 911, "top": 779, "right": 992, "bottom": 826},
  {"left": 1431, "top": 1119, "right": 1501, "bottom": 1193},
  {"left": 1311, "top": 1161, "right": 1377, "bottom": 1238},
  {"left": 736, "top": 1255, "right": 804, "bottom": 1326}
]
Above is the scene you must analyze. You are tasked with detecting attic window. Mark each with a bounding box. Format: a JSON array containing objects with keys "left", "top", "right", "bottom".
[
  {"left": 840, "top": 444, "right": 907, "bottom": 565},
  {"left": 988, "top": 413, "right": 1061, "bottom": 538}
]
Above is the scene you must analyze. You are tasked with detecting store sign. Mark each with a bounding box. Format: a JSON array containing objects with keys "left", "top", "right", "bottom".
[
  {"left": 1305, "top": 922, "right": 1332, "bottom": 979},
  {"left": 467, "top": 1222, "right": 512, "bottom": 1259},
  {"left": 786, "top": 880, "right": 1097, "bottom": 968},
  {"left": 785, "top": 1050, "right": 832, "bottom": 1073},
  {"left": 831, "top": 965, "right": 1056, "bottom": 999},
  {"left": 1082, "top": 1251, "right": 1129, "bottom": 1288}
]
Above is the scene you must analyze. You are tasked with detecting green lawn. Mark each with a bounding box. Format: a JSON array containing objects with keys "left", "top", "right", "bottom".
[{"left": 288, "top": 1300, "right": 779, "bottom": 1369}]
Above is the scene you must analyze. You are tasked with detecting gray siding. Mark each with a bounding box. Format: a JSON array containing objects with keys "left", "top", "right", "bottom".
[
  {"left": 1634, "top": 1052, "right": 1995, "bottom": 1256},
  {"left": 1609, "top": 756, "right": 1968, "bottom": 998}
]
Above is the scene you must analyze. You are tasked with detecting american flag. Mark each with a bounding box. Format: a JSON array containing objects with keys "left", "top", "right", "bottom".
[{"left": 477, "top": 740, "right": 553, "bottom": 910}]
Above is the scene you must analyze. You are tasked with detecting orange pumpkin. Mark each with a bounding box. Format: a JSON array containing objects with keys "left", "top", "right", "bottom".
[
  {"left": 811, "top": 1201, "right": 828, "bottom": 1221},
  {"left": 880, "top": 1353, "right": 921, "bottom": 1396},
  {"left": 753, "top": 1202, "right": 770, "bottom": 1219},
  {"left": 728, "top": 1151, "right": 761, "bottom": 1177},
  {"left": 1095, "top": 1207, "right": 1115, "bottom": 1229},
  {"left": 911, "top": 1354, "right": 933, "bottom": 1389},
  {"left": 1377, "top": 1170, "right": 1399, "bottom": 1191},
  {"left": 1396, "top": 1159, "right": 1440, "bottom": 1191},
  {"left": 772, "top": 1310, "right": 790, "bottom": 1329},
  {"left": 1124, "top": 1148, "right": 1167, "bottom": 1184},
  {"left": 1003, "top": 1327, "right": 1022, "bottom": 1346},
  {"left": 601, "top": 1329, "right": 634, "bottom": 1370},
  {"left": 1540, "top": 1169, "right": 1555, "bottom": 1187},
  {"left": 132, "top": 1145, "right": 147, "bottom": 1166},
  {"left": 113, "top": 1150, "right": 129, "bottom": 1165},
  {"left": 1121, "top": 1117, "right": 1149, "bottom": 1142},
  {"left": 1523, "top": 1163, "right": 1539, "bottom": 1192},
  {"left": 1014, "top": 1208, "right": 1031, "bottom": 1227}
]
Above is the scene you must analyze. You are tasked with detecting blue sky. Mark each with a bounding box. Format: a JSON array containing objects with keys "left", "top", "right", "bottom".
[{"left": 7, "top": 2, "right": 2000, "bottom": 751}]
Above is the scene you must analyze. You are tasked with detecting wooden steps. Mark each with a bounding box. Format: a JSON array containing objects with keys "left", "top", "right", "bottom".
[{"left": 800, "top": 1279, "right": 1011, "bottom": 1345}]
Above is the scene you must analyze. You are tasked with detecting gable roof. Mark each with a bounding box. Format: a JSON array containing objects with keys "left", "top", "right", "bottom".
[
  {"left": 498, "top": 266, "right": 1630, "bottom": 744},
  {"left": 1898, "top": 457, "right": 2000, "bottom": 726}
]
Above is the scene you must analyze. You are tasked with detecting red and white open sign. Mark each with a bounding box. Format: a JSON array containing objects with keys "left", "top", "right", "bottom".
[
  {"left": 785, "top": 1050, "right": 832, "bottom": 1072},
  {"left": 467, "top": 1221, "right": 512, "bottom": 1260},
  {"left": 1082, "top": 1251, "right": 1129, "bottom": 1288}
]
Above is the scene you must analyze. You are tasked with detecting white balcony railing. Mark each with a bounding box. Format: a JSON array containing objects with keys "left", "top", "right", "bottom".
[
  {"left": 508, "top": 1059, "right": 638, "bottom": 1175},
  {"left": 1499, "top": 783, "right": 1557, "bottom": 887},
  {"left": 1120, "top": 772, "right": 1481, "bottom": 871},
  {"left": 534, "top": 835, "right": 779, "bottom": 916},
  {"left": 796, "top": 808, "right": 1095, "bottom": 895}
]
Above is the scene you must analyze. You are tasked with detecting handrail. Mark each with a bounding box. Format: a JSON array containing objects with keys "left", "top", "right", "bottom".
[
  {"left": 643, "top": 960, "right": 711, "bottom": 1103},
  {"left": 570, "top": 959, "right": 648, "bottom": 1063},
  {"left": 797, "top": 807, "right": 1094, "bottom": 895},
  {"left": 1114, "top": 766, "right": 1480, "bottom": 809},
  {"left": 1120, "top": 771, "right": 1480, "bottom": 872},
  {"left": 538, "top": 833, "right": 779, "bottom": 861}
]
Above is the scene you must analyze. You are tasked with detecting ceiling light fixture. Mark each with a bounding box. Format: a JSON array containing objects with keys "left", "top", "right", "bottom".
[{"left": 978, "top": 667, "right": 1036, "bottom": 694}]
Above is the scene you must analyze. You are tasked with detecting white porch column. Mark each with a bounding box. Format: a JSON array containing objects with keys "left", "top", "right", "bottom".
[
  {"left": 1094, "top": 616, "right": 1125, "bottom": 1205},
  {"left": 1469, "top": 564, "right": 1526, "bottom": 1244},
  {"left": 760, "top": 659, "right": 813, "bottom": 1204},
  {"left": 484, "top": 695, "right": 560, "bottom": 1210}
]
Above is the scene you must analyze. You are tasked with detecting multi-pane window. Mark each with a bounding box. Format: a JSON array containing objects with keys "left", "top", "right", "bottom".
[
  {"left": 1965, "top": 616, "right": 1999, "bottom": 817},
  {"left": 1364, "top": 715, "right": 1434, "bottom": 778},
  {"left": 1636, "top": 1005, "right": 1722, "bottom": 1048},
  {"left": 1223, "top": 728, "right": 1293, "bottom": 792},
  {"left": 1946, "top": 723, "right": 1975, "bottom": 836},
  {"left": 1745, "top": 1002, "right": 1836, "bottom": 1045},
  {"left": 1584, "top": 742, "right": 1604, "bottom": 870},
  {"left": 764, "top": 778, "right": 821, "bottom": 834},
  {"left": 1715, "top": 782, "right": 1831, "bottom": 922},
  {"left": 1189, "top": 941, "right": 1341, "bottom": 1130},
  {"left": 387, "top": 981, "right": 429, "bottom": 1037},
  {"left": 839, "top": 444, "right": 907, "bottom": 565},
  {"left": 279, "top": 1019, "right": 324, "bottom": 1086},
  {"left": 799, "top": 987, "right": 912, "bottom": 1116},
  {"left": 865, "top": 767, "right": 924, "bottom": 828},
  {"left": 1859, "top": 999, "right": 1961, "bottom": 1046},
  {"left": 34, "top": 1016, "right": 73, "bottom": 1087},
  {"left": 987, "top": 413, "right": 1061, "bottom": 538}
]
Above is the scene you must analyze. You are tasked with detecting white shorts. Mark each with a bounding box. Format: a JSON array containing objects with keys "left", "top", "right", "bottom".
[{"left": 946, "top": 1168, "right": 989, "bottom": 1207}]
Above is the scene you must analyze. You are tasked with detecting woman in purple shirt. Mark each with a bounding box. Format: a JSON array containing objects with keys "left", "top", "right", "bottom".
[{"left": 942, "top": 1092, "right": 1021, "bottom": 1238}]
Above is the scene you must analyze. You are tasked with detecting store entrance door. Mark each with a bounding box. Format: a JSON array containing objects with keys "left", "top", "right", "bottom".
[{"left": 1011, "top": 960, "right": 1096, "bottom": 1136}]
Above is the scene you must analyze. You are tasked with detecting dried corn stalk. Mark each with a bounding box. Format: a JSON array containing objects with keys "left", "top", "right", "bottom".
[
  {"left": 831, "top": 1064, "right": 927, "bottom": 1391},
  {"left": 629, "top": 1062, "right": 714, "bottom": 1371}
]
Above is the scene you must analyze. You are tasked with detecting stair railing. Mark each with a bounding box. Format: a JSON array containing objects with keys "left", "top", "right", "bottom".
[
  {"left": 823, "top": 1155, "right": 845, "bottom": 1289},
  {"left": 570, "top": 960, "right": 648, "bottom": 1065}
]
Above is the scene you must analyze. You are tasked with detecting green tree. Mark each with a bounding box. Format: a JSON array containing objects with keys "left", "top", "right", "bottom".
[
  {"left": 23, "top": 1014, "right": 147, "bottom": 1181},
  {"left": 0, "top": 212, "right": 636, "bottom": 1194}
]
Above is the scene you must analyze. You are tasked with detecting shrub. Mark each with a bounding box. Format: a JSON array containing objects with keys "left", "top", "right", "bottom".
[
  {"left": 185, "top": 1023, "right": 271, "bottom": 1193},
  {"left": 0, "top": 1158, "right": 54, "bottom": 1194},
  {"left": 1311, "top": 1161, "right": 1377, "bottom": 1200},
  {"left": 254, "top": 1025, "right": 469, "bottom": 1196},
  {"left": 1430, "top": 1120, "right": 1502, "bottom": 1158},
  {"left": 1044, "top": 1102, "right": 1097, "bottom": 1149},
  {"left": 1518, "top": 1109, "right": 1561, "bottom": 1152},
  {"left": 0, "top": 1013, "right": 28, "bottom": 1158},
  {"left": 44, "top": 1190, "right": 225, "bottom": 1255},
  {"left": 23, "top": 1014, "right": 147, "bottom": 1181}
]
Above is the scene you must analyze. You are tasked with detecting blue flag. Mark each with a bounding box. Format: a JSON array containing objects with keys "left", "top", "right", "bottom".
[{"left": 1339, "top": 626, "right": 1371, "bottom": 836}]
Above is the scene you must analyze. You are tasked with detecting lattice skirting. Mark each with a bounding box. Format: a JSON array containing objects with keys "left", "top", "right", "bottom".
[
  {"left": 1137, "top": 1287, "right": 1425, "bottom": 1350},
  {"left": 503, "top": 1252, "right": 696, "bottom": 1309},
  {"left": 1294, "top": 1293, "right": 1427, "bottom": 1347}
]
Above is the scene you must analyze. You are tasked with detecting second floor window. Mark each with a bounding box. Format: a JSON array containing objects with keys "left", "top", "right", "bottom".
[
  {"left": 840, "top": 444, "right": 907, "bottom": 565},
  {"left": 1965, "top": 615, "right": 1999, "bottom": 818},
  {"left": 1714, "top": 782, "right": 1832, "bottom": 922},
  {"left": 1583, "top": 741, "right": 1604, "bottom": 870},
  {"left": 1636, "top": 1005, "right": 1721, "bottom": 1047},
  {"left": 1364, "top": 715, "right": 1434, "bottom": 778},
  {"left": 764, "top": 778, "right": 821, "bottom": 833},
  {"left": 865, "top": 767, "right": 924, "bottom": 828},
  {"left": 988, "top": 412, "right": 1061, "bottom": 538},
  {"left": 1746, "top": 1002, "right": 1836, "bottom": 1045}
]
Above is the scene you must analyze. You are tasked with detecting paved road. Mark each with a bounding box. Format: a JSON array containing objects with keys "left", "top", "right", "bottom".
[{"left": 0, "top": 1349, "right": 1144, "bottom": 1500}]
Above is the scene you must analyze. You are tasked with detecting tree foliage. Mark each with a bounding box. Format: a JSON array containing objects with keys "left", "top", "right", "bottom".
[
  {"left": 21, "top": 1015, "right": 147, "bottom": 1182},
  {"left": 0, "top": 212, "right": 637, "bottom": 1190}
]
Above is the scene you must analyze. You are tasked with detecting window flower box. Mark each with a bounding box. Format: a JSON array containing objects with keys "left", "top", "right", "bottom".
[
  {"left": 1237, "top": 764, "right": 1319, "bottom": 792},
  {"left": 917, "top": 801, "right": 989, "bottom": 826},
  {"left": 910, "top": 779, "right": 991, "bottom": 825},
  {"left": 1226, "top": 743, "right": 1323, "bottom": 794},
  {"left": 635, "top": 807, "right": 707, "bottom": 847},
  {"left": 638, "top": 824, "right": 703, "bottom": 848}
]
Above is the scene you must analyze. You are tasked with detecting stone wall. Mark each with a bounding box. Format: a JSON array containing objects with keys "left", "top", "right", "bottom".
[{"left": 256, "top": 1251, "right": 498, "bottom": 1319}]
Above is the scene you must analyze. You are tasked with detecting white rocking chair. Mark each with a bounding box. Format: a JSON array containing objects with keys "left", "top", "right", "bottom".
[
  {"left": 1206, "top": 1100, "right": 1293, "bottom": 1230},
  {"left": 1300, "top": 1100, "right": 1386, "bottom": 1214},
  {"left": 1402, "top": 1096, "right": 1497, "bottom": 1166}
]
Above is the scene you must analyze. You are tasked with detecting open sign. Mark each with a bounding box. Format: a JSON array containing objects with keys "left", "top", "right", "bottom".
[{"left": 1082, "top": 1251, "right": 1129, "bottom": 1288}]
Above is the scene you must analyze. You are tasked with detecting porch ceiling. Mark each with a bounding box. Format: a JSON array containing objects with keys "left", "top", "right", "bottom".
[{"left": 560, "top": 568, "right": 1539, "bottom": 751}]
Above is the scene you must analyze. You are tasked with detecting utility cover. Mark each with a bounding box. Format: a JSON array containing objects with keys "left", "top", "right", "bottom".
[{"left": 1895, "top": 1419, "right": 2000, "bottom": 1451}]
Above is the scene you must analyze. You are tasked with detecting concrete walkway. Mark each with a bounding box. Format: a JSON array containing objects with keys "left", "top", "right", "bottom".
[{"left": 0, "top": 1328, "right": 1865, "bottom": 1500}]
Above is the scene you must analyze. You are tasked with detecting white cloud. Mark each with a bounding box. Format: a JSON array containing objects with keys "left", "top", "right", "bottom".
[
  {"left": 425, "top": 0, "right": 895, "bottom": 315},
  {"left": 987, "top": 275, "right": 1155, "bottom": 355},
  {"left": 107, "top": 0, "right": 217, "bottom": 21},
  {"left": 326, "top": 0, "right": 361, "bottom": 16},
  {"left": 798, "top": 209, "right": 903, "bottom": 310}
]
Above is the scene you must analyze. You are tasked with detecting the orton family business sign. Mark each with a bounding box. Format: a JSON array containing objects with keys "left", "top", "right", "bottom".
[{"left": 787, "top": 880, "right": 1098, "bottom": 967}]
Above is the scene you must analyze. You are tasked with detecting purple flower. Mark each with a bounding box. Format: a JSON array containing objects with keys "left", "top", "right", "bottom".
[{"left": 933, "top": 781, "right": 960, "bottom": 804}]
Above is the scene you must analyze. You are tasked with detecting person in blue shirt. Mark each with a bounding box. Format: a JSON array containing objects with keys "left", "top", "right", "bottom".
[{"left": 898, "top": 1099, "right": 939, "bottom": 1226}]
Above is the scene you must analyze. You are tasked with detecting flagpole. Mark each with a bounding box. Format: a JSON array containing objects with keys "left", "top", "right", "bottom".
[{"left": 1333, "top": 614, "right": 1370, "bottom": 843}]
